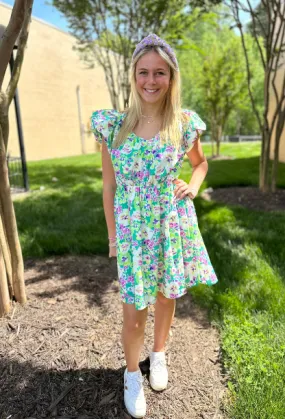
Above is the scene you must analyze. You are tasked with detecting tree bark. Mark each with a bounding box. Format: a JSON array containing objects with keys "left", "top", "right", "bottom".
[
  {"left": 216, "top": 125, "right": 222, "bottom": 157},
  {"left": 271, "top": 105, "right": 285, "bottom": 192},
  {"left": 216, "top": 140, "right": 220, "bottom": 157},
  {"left": 0, "top": 0, "right": 27, "bottom": 90},
  {"left": 0, "top": 93, "right": 9, "bottom": 149},
  {"left": 0, "top": 247, "right": 10, "bottom": 316},
  {"left": 0, "top": 0, "right": 34, "bottom": 314},
  {"left": 0, "top": 204, "right": 13, "bottom": 298},
  {"left": 259, "top": 128, "right": 271, "bottom": 192},
  {"left": 0, "top": 125, "right": 26, "bottom": 304}
]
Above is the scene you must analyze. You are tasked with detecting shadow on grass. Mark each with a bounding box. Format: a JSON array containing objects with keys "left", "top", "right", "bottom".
[
  {"left": 181, "top": 156, "right": 285, "bottom": 190},
  {"left": 15, "top": 184, "right": 108, "bottom": 258},
  {"left": 28, "top": 158, "right": 102, "bottom": 191},
  {"left": 191, "top": 197, "right": 285, "bottom": 321},
  {"left": 0, "top": 357, "right": 126, "bottom": 418}
]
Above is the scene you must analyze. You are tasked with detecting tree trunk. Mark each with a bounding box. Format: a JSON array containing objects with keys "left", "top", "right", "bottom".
[
  {"left": 0, "top": 0, "right": 34, "bottom": 315},
  {"left": 0, "top": 204, "right": 13, "bottom": 298},
  {"left": 0, "top": 247, "right": 10, "bottom": 316},
  {"left": 259, "top": 127, "right": 271, "bottom": 192},
  {"left": 216, "top": 140, "right": 220, "bottom": 157},
  {"left": 0, "top": 125, "right": 26, "bottom": 304},
  {"left": 216, "top": 125, "right": 223, "bottom": 157},
  {"left": 271, "top": 107, "right": 285, "bottom": 192}
]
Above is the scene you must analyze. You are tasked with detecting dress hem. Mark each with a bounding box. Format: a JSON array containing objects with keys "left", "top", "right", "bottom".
[{"left": 120, "top": 279, "right": 218, "bottom": 310}]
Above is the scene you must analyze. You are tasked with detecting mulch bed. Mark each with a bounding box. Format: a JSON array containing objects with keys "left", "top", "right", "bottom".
[
  {"left": 0, "top": 255, "right": 227, "bottom": 419},
  {"left": 202, "top": 186, "right": 285, "bottom": 212}
]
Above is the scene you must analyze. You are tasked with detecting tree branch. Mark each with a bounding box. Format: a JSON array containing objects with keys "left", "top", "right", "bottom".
[
  {"left": 246, "top": 0, "right": 266, "bottom": 69},
  {"left": 6, "top": 0, "right": 34, "bottom": 106},
  {"left": 0, "top": 0, "right": 28, "bottom": 91},
  {"left": 0, "top": 92, "right": 9, "bottom": 150},
  {"left": 232, "top": 1, "right": 263, "bottom": 132}
]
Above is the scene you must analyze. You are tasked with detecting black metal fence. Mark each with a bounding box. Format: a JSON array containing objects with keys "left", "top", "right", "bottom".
[{"left": 7, "top": 156, "right": 25, "bottom": 192}]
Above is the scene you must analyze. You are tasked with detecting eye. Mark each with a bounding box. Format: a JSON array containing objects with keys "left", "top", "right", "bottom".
[
  {"left": 156, "top": 71, "right": 165, "bottom": 75},
  {"left": 139, "top": 71, "right": 147, "bottom": 75}
]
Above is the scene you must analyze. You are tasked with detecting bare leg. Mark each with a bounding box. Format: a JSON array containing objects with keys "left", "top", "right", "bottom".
[
  {"left": 153, "top": 292, "right": 176, "bottom": 352},
  {"left": 122, "top": 303, "right": 148, "bottom": 372}
]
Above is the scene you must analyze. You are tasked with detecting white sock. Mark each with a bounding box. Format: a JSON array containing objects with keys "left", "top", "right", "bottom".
[{"left": 126, "top": 369, "right": 141, "bottom": 376}]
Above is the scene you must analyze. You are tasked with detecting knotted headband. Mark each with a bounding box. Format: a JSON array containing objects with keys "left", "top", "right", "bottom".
[{"left": 132, "top": 33, "right": 179, "bottom": 71}]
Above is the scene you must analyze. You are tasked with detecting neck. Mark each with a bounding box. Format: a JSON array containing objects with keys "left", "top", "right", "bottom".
[{"left": 141, "top": 102, "right": 163, "bottom": 117}]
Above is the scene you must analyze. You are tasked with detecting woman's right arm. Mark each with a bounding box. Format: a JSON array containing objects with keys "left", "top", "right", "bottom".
[{"left": 101, "top": 140, "right": 117, "bottom": 257}]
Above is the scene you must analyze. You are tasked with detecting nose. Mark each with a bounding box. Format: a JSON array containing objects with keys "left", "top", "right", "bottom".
[{"left": 147, "top": 73, "right": 156, "bottom": 84}]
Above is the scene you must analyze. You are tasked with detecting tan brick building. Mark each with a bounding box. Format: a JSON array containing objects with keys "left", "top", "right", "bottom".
[
  {"left": 269, "top": 63, "right": 285, "bottom": 163},
  {"left": 269, "top": 14, "right": 285, "bottom": 163},
  {"left": 1, "top": 2, "right": 112, "bottom": 161}
]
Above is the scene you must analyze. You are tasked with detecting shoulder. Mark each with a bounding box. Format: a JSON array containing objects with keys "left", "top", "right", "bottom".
[
  {"left": 90, "top": 109, "right": 126, "bottom": 135},
  {"left": 181, "top": 109, "right": 206, "bottom": 131},
  {"left": 90, "top": 109, "right": 126, "bottom": 148},
  {"left": 91, "top": 109, "right": 125, "bottom": 125},
  {"left": 180, "top": 109, "right": 206, "bottom": 152}
]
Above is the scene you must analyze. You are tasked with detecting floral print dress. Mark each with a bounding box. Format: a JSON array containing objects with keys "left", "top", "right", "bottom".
[{"left": 91, "top": 109, "right": 218, "bottom": 310}]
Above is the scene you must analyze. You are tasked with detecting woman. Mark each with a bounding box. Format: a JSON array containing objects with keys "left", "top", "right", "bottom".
[{"left": 91, "top": 33, "right": 218, "bottom": 418}]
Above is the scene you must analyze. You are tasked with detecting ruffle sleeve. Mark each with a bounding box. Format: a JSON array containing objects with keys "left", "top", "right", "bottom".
[
  {"left": 182, "top": 109, "right": 206, "bottom": 153},
  {"left": 90, "top": 109, "right": 121, "bottom": 153}
]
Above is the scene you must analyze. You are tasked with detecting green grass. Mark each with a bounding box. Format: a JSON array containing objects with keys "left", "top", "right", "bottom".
[
  {"left": 202, "top": 140, "right": 262, "bottom": 159},
  {"left": 16, "top": 141, "right": 285, "bottom": 418},
  {"left": 16, "top": 154, "right": 107, "bottom": 257},
  {"left": 191, "top": 199, "right": 285, "bottom": 418}
]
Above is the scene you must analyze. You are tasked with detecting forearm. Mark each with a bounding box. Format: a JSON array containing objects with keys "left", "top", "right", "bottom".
[
  {"left": 102, "top": 186, "right": 117, "bottom": 238},
  {"left": 188, "top": 160, "right": 208, "bottom": 194}
]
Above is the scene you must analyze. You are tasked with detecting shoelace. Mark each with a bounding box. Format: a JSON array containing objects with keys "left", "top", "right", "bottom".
[
  {"left": 126, "top": 373, "right": 144, "bottom": 398},
  {"left": 150, "top": 358, "right": 167, "bottom": 373}
]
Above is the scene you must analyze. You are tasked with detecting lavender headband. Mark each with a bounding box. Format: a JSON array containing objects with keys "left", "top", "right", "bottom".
[{"left": 132, "top": 33, "right": 179, "bottom": 71}]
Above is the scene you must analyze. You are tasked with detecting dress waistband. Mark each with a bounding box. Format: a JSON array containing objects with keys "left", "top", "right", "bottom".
[{"left": 116, "top": 177, "right": 177, "bottom": 188}]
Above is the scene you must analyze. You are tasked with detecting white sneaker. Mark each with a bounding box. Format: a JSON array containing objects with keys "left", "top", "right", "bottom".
[
  {"left": 149, "top": 351, "right": 168, "bottom": 391},
  {"left": 124, "top": 368, "right": 146, "bottom": 418}
]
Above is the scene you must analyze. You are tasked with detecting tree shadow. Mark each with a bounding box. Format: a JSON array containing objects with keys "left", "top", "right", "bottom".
[
  {"left": 24, "top": 255, "right": 118, "bottom": 309},
  {"left": 0, "top": 357, "right": 128, "bottom": 418}
]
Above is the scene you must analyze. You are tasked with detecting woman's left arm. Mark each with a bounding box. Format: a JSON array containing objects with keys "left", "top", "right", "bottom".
[{"left": 173, "top": 137, "right": 208, "bottom": 201}]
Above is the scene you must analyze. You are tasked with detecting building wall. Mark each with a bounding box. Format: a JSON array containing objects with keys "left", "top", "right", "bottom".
[
  {"left": 269, "top": 14, "right": 285, "bottom": 163},
  {"left": 269, "top": 60, "right": 285, "bottom": 163},
  {"left": 1, "top": 2, "right": 112, "bottom": 161}
]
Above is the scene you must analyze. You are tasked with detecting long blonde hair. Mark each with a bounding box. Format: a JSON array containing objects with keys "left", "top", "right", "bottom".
[{"left": 113, "top": 46, "right": 188, "bottom": 149}]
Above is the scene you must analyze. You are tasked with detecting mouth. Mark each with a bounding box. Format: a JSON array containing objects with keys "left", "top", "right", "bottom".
[{"left": 144, "top": 88, "right": 159, "bottom": 94}]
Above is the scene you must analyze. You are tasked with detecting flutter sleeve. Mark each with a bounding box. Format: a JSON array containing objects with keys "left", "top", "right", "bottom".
[
  {"left": 90, "top": 109, "right": 120, "bottom": 153},
  {"left": 182, "top": 109, "right": 206, "bottom": 153}
]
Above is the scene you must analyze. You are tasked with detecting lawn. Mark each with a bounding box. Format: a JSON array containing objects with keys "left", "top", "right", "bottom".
[
  {"left": 203, "top": 140, "right": 261, "bottom": 159},
  {"left": 15, "top": 141, "right": 285, "bottom": 418}
]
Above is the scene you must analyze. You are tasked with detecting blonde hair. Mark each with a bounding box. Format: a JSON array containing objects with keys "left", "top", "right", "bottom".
[{"left": 113, "top": 46, "right": 188, "bottom": 149}]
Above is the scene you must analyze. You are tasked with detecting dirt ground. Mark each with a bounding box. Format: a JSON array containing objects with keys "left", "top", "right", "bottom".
[
  {"left": 202, "top": 186, "right": 285, "bottom": 212},
  {"left": 0, "top": 255, "right": 227, "bottom": 419}
]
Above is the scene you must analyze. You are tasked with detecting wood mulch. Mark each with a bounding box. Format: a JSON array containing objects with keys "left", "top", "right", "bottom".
[
  {"left": 202, "top": 186, "right": 285, "bottom": 212},
  {"left": 0, "top": 255, "right": 227, "bottom": 419}
]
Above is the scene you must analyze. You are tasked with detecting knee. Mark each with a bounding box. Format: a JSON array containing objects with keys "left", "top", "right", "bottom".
[
  {"left": 156, "top": 292, "right": 174, "bottom": 306},
  {"left": 123, "top": 306, "right": 147, "bottom": 335},
  {"left": 124, "top": 318, "right": 145, "bottom": 335}
]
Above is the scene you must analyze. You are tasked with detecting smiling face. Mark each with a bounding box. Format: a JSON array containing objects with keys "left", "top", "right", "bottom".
[{"left": 135, "top": 51, "right": 171, "bottom": 107}]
